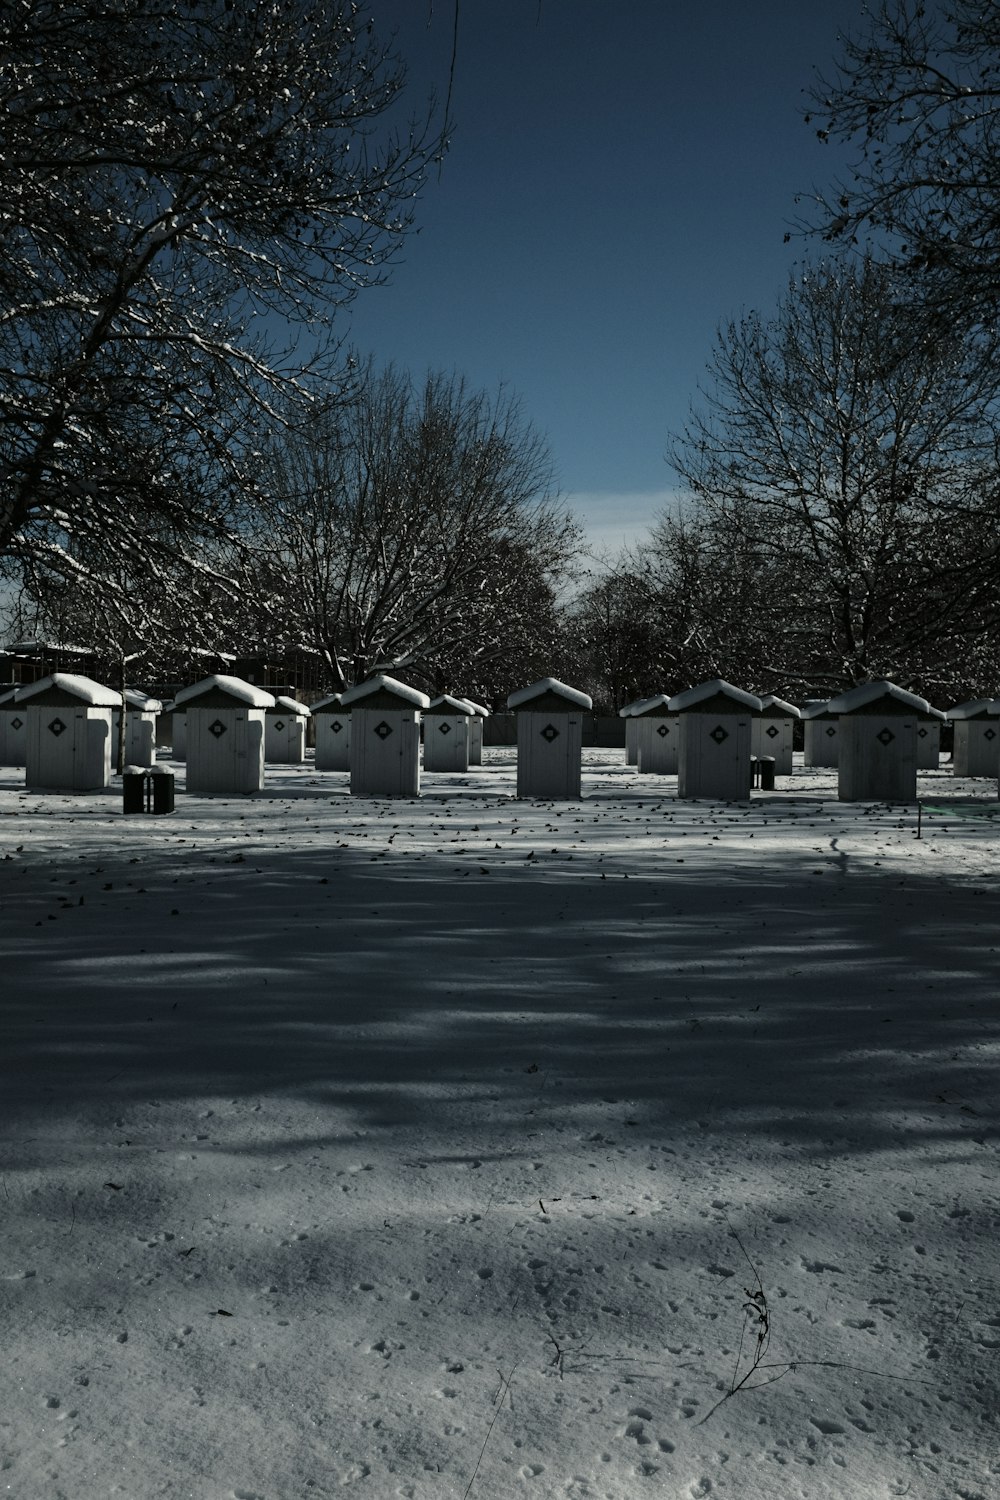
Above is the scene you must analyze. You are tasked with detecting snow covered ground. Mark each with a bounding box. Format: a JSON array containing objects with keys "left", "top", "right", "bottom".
[{"left": 1, "top": 749, "right": 998, "bottom": 1500}]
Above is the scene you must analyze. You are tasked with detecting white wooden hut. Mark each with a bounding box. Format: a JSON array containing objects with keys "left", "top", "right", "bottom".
[
  {"left": 112, "top": 690, "right": 163, "bottom": 770},
  {"left": 672, "top": 679, "right": 762, "bottom": 801},
  {"left": 423, "top": 695, "right": 475, "bottom": 772},
  {"left": 826, "top": 680, "right": 925, "bottom": 803},
  {"left": 460, "top": 699, "right": 490, "bottom": 766},
  {"left": 264, "top": 695, "right": 310, "bottom": 764},
  {"left": 507, "top": 677, "right": 592, "bottom": 800},
  {"left": 19, "top": 672, "right": 118, "bottom": 791},
  {"left": 947, "top": 699, "right": 1000, "bottom": 777},
  {"left": 0, "top": 686, "right": 27, "bottom": 767},
  {"left": 750, "top": 695, "right": 800, "bottom": 776},
  {"left": 619, "top": 697, "right": 656, "bottom": 765},
  {"left": 162, "top": 701, "right": 186, "bottom": 761},
  {"left": 915, "top": 704, "right": 947, "bottom": 770},
  {"left": 312, "top": 693, "right": 351, "bottom": 771},
  {"left": 173, "top": 675, "right": 275, "bottom": 795},
  {"left": 632, "top": 695, "right": 679, "bottom": 774},
  {"left": 801, "top": 700, "right": 839, "bottom": 767},
  {"left": 342, "top": 675, "right": 429, "bottom": 797}
]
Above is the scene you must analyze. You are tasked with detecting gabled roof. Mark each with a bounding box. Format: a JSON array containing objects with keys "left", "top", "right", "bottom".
[
  {"left": 947, "top": 698, "right": 1000, "bottom": 720},
  {"left": 426, "top": 694, "right": 476, "bottom": 715},
  {"left": 124, "top": 689, "right": 163, "bottom": 712},
  {"left": 173, "top": 674, "right": 276, "bottom": 709},
  {"left": 630, "top": 694, "right": 674, "bottom": 716},
  {"left": 618, "top": 695, "right": 659, "bottom": 718},
  {"left": 668, "top": 678, "right": 762, "bottom": 712},
  {"left": 507, "top": 677, "right": 592, "bottom": 710},
  {"left": 825, "top": 680, "right": 929, "bottom": 715},
  {"left": 16, "top": 672, "right": 119, "bottom": 708},
  {"left": 311, "top": 692, "right": 345, "bottom": 712},
  {"left": 341, "top": 674, "right": 431, "bottom": 709},
  {"left": 759, "top": 695, "right": 801, "bottom": 718},
  {"left": 270, "top": 695, "right": 311, "bottom": 717}
]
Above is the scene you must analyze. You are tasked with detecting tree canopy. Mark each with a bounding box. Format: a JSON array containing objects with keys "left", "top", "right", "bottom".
[
  {"left": 804, "top": 0, "right": 1000, "bottom": 328},
  {"left": 238, "top": 366, "right": 580, "bottom": 698},
  {"left": 665, "top": 258, "right": 1000, "bottom": 698},
  {"left": 0, "top": 0, "right": 442, "bottom": 599}
]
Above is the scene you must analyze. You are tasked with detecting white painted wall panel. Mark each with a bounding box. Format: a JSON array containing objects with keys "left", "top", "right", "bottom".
[
  {"left": 915, "top": 721, "right": 941, "bottom": 770},
  {"left": 264, "top": 714, "right": 306, "bottom": 764},
  {"left": 952, "top": 720, "right": 1000, "bottom": 777},
  {"left": 112, "top": 709, "right": 157, "bottom": 768},
  {"left": 677, "top": 711, "right": 753, "bottom": 800},
  {"left": 350, "top": 709, "right": 421, "bottom": 796},
  {"left": 0, "top": 706, "right": 27, "bottom": 766},
  {"left": 837, "top": 715, "right": 917, "bottom": 802},
  {"left": 803, "top": 719, "right": 839, "bottom": 766},
  {"left": 515, "top": 711, "right": 583, "bottom": 799},
  {"left": 186, "top": 708, "right": 265, "bottom": 794},
  {"left": 314, "top": 711, "right": 351, "bottom": 771},
  {"left": 423, "top": 715, "right": 470, "bottom": 772},
  {"left": 636, "top": 715, "right": 679, "bottom": 774},
  {"left": 26, "top": 705, "right": 111, "bottom": 790},
  {"left": 751, "top": 716, "right": 794, "bottom": 774}
]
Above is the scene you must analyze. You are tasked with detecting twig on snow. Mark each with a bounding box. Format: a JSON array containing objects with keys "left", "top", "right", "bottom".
[{"left": 462, "top": 1364, "right": 517, "bottom": 1500}]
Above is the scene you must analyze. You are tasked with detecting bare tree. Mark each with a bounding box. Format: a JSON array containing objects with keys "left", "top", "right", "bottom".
[
  {"left": 669, "top": 258, "right": 1000, "bottom": 699},
  {"left": 802, "top": 0, "right": 1000, "bottom": 328},
  {"left": 242, "top": 366, "right": 580, "bottom": 693},
  {"left": 562, "top": 569, "right": 670, "bottom": 713},
  {"left": 0, "top": 0, "right": 443, "bottom": 593}
]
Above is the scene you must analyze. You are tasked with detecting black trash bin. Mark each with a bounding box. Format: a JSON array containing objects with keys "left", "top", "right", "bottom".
[
  {"left": 122, "top": 768, "right": 175, "bottom": 814},
  {"left": 122, "top": 770, "right": 146, "bottom": 814},
  {"left": 758, "top": 755, "right": 776, "bottom": 791}
]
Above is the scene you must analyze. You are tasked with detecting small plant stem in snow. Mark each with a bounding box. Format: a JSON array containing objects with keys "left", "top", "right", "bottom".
[{"left": 463, "top": 1365, "right": 516, "bottom": 1500}]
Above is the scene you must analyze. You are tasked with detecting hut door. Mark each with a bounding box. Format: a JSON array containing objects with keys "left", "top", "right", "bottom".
[{"left": 47, "top": 706, "right": 85, "bottom": 783}]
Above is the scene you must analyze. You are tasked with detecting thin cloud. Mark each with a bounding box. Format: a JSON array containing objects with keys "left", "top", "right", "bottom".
[{"left": 564, "top": 487, "right": 682, "bottom": 558}]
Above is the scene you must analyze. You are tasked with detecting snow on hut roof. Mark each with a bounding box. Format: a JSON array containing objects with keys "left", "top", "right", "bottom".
[
  {"left": 427, "top": 694, "right": 476, "bottom": 714},
  {"left": 825, "top": 680, "right": 929, "bottom": 715},
  {"left": 341, "top": 675, "right": 431, "bottom": 709},
  {"left": 173, "top": 674, "right": 276, "bottom": 709},
  {"left": 668, "top": 679, "right": 762, "bottom": 713},
  {"left": 0, "top": 687, "right": 19, "bottom": 707},
  {"left": 124, "top": 690, "right": 163, "bottom": 712},
  {"left": 16, "top": 672, "right": 119, "bottom": 708},
  {"left": 271, "top": 695, "right": 311, "bottom": 716},
  {"left": 760, "top": 695, "right": 801, "bottom": 718},
  {"left": 800, "top": 699, "right": 831, "bottom": 719},
  {"left": 618, "top": 696, "right": 659, "bottom": 718},
  {"left": 458, "top": 698, "right": 490, "bottom": 716},
  {"left": 507, "top": 677, "right": 593, "bottom": 711},
  {"left": 946, "top": 698, "right": 1000, "bottom": 720},
  {"left": 630, "top": 694, "right": 674, "bottom": 715},
  {"left": 310, "top": 692, "right": 345, "bottom": 712}
]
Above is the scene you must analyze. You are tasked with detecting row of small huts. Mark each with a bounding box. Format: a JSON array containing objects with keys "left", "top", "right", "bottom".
[{"left": 0, "top": 671, "right": 996, "bottom": 802}]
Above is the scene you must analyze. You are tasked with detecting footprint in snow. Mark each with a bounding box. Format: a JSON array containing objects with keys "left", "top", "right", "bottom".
[{"left": 809, "top": 1416, "right": 846, "bottom": 1435}]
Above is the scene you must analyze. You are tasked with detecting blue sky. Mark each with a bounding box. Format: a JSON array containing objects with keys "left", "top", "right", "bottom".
[{"left": 344, "top": 0, "right": 869, "bottom": 555}]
